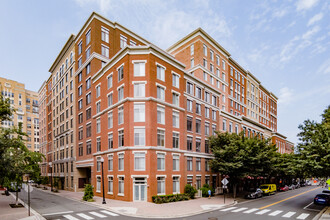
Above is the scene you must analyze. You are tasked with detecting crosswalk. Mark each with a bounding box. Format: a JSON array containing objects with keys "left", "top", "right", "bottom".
[
  {"left": 57, "top": 210, "right": 119, "bottom": 220},
  {"left": 219, "top": 206, "right": 310, "bottom": 219}
]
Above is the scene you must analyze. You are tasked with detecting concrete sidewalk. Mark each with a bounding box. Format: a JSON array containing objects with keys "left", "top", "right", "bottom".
[
  {"left": 37, "top": 186, "right": 235, "bottom": 218},
  {"left": 318, "top": 206, "right": 330, "bottom": 220},
  {"left": 0, "top": 190, "right": 44, "bottom": 220}
]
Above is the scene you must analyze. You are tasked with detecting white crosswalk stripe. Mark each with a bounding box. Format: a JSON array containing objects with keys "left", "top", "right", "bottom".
[
  {"left": 220, "top": 207, "right": 237, "bottom": 211},
  {"left": 232, "top": 207, "right": 248, "bottom": 212},
  {"left": 100, "top": 210, "right": 119, "bottom": 216},
  {"left": 255, "top": 209, "right": 271, "bottom": 215},
  {"left": 269, "top": 210, "right": 283, "bottom": 216},
  {"left": 89, "top": 212, "right": 107, "bottom": 218},
  {"left": 76, "top": 213, "right": 94, "bottom": 220},
  {"left": 282, "top": 212, "right": 296, "bottom": 218},
  {"left": 296, "top": 213, "right": 310, "bottom": 219},
  {"left": 63, "top": 215, "right": 80, "bottom": 220},
  {"left": 243, "top": 208, "right": 259, "bottom": 213}
]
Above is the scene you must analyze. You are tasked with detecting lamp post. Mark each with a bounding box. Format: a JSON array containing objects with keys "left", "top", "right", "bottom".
[
  {"left": 49, "top": 162, "right": 53, "bottom": 191},
  {"left": 100, "top": 157, "right": 106, "bottom": 204}
]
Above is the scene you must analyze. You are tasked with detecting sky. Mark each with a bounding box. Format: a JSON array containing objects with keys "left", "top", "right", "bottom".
[{"left": 0, "top": 0, "right": 329, "bottom": 145}]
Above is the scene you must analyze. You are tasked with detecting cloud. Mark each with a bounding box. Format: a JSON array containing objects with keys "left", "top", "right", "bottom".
[
  {"left": 317, "top": 58, "right": 330, "bottom": 75},
  {"left": 296, "top": 0, "right": 319, "bottom": 11},
  {"left": 307, "top": 13, "right": 323, "bottom": 26},
  {"left": 272, "top": 8, "right": 288, "bottom": 18},
  {"left": 278, "top": 87, "right": 294, "bottom": 105},
  {"left": 302, "top": 25, "right": 321, "bottom": 39}
]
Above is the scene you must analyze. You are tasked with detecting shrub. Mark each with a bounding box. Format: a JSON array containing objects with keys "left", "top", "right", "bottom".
[
  {"left": 184, "top": 184, "right": 197, "bottom": 199},
  {"left": 152, "top": 193, "right": 188, "bottom": 204},
  {"left": 83, "top": 184, "right": 94, "bottom": 201}
]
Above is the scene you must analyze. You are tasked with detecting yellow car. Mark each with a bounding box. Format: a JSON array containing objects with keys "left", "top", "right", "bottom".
[{"left": 260, "top": 184, "right": 277, "bottom": 195}]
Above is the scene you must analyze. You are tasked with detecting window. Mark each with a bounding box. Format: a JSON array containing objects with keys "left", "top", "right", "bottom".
[
  {"left": 186, "top": 82, "right": 193, "bottom": 95},
  {"left": 172, "top": 132, "right": 180, "bottom": 148},
  {"left": 156, "top": 129, "right": 165, "bottom": 147},
  {"left": 96, "top": 118, "right": 101, "bottom": 133},
  {"left": 157, "top": 65, "right": 165, "bottom": 81},
  {"left": 96, "top": 85, "right": 100, "bottom": 98},
  {"left": 118, "top": 176, "right": 124, "bottom": 194},
  {"left": 78, "top": 41, "right": 82, "bottom": 55},
  {"left": 86, "top": 78, "right": 91, "bottom": 90},
  {"left": 134, "top": 103, "right": 145, "bottom": 122},
  {"left": 173, "top": 155, "right": 179, "bottom": 170},
  {"left": 222, "top": 119, "right": 227, "bottom": 131},
  {"left": 157, "top": 177, "right": 165, "bottom": 195},
  {"left": 172, "top": 93, "right": 179, "bottom": 106},
  {"left": 187, "top": 117, "right": 193, "bottom": 132},
  {"left": 190, "top": 44, "right": 194, "bottom": 55},
  {"left": 196, "top": 119, "right": 201, "bottom": 134},
  {"left": 173, "top": 177, "right": 180, "bottom": 194},
  {"left": 107, "top": 75, "right": 112, "bottom": 89},
  {"left": 212, "top": 110, "right": 217, "bottom": 121},
  {"left": 101, "top": 45, "right": 109, "bottom": 58},
  {"left": 118, "top": 86, "right": 124, "bottom": 101},
  {"left": 96, "top": 102, "right": 101, "bottom": 113},
  {"left": 210, "top": 64, "right": 214, "bottom": 73},
  {"left": 118, "top": 154, "right": 124, "bottom": 171},
  {"left": 196, "top": 176, "right": 201, "bottom": 189},
  {"left": 86, "top": 124, "right": 91, "bottom": 137},
  {"left": 108, "top": 134, "right": 113, "bottom": 149},
  {"left": 134, "top": 62, "right": 145, "bottom": 76},
  {"left": 134, "top": 152, "right": 145, "bottom": 170},
  {"left": 86, "top": 47, "right": 90, "bottom": 59},
  {"left": 222, "top": 60, "right": 226, "bottom": 70},
  {"left": 120, "top": 35, "right": 127, "bottom": 48},
  {"left": 108, "top": 112, "right": 113, "bottom": 128},
  {"left": 118, "top": 130, "right": 124, "bottom": 147},
  {"left": 187, "top": 136, "right": 193, "bottom": 151},
  {"left": 157, "top": 86, "right": 165, "bottom": 101},
  {"left": 118, "top": 106, "right": 124, "bottom": 125},
  {"left": 107, "top": 93, "right": 113, "bottom": 107},
  {"left": 78, "top": 85, "right": 82, "bottom": 96},
  {"left": 216, "top": 55, "right": 220, "bottom": 65},
  {"left": 108, "top": 176, "right": 113, "bottom": 194},
  {"left": 187, "top": 100, "right": 193, "bottom": 112},
  {"left": 203, "top": 59, "right": 207, "bottom": 68},
  {"left": 205, "top": 91, "right": 210, "bottom": 103},
  {"left": 196, "top": 103, "right": 201, "bottom": 114},
  {"left": 212, "top": 95, "right": 217, "bottom": 106},
  {"left": 86, "top": 108, "right": 91, "bottom": 120},
  {"left": 210, "top": 50, "right": 214, "bottom": 61},
  {"left": 203, "top": 44, "right": 207, "bottom": 56},
  {"left": 187, "top": 157, "right": 193, "bottom": 171},
  {"left": 157, "top": 106, "right": 165, "bottom": 124},
  {"left": 172, "top": 73, "right": 179, "bottom": 88},
  {"left": 205, "top": 123, "right": 210, "bottom": 136},
  {"left": 235, "top": 124, "right": 239, "bottom": 134},
  {"left": 101, "top": 27, "right": 109, "bottom": 43},
  {"left": 134, "top": 128, "right": 145, "bottom": 146},
  {"left": 108, "top": 155, "right": 113, "bottom": 171},
  {"left": 205, "top": 107, "right": 210, "bottom": 118},
  {"left": 196, "top": 158, "right": 201, "bottom": 171},
  {"left": 96, "top": 176, "right": 101, "bottom": 192},
  {"left": 191, "top": 58, "right": 194, "bottom": 67},
  {"left": 172, "top": 111, "right": 179, "bottom": 128},
  {"left": 205, "top": 140, "right": 210, "bottom": 153},
  {"left": 229, "top": 122, "right": 233, "bottom": 133},
  {"left": 212, "top": 124, "right": 217, "bottom": 135},
  {"left": 157, "top": 153, "right": 165, "bottom": 170},
  {"left": 96, "top": 137, "right": 101, "bottom": 152},
  {"left": 134, "top": 83, "right": 145, "bottom": 97},
  {"left": 196, "top": 87, "right": 201, "bottom": 99},
  {"left": 116, "top": 65, "right": 124, "bottom": 82}
]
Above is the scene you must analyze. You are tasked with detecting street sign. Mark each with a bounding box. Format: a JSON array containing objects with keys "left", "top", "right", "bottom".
[
  {"left": 221, "top": 178, "right": 229, "bottom": 186},
  {"left": 23, "top": 183, "right": 33, "bottom": 193}
]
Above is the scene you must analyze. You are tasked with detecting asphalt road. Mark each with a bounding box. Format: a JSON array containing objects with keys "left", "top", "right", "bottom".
[
  {"left": 17, "top": 185, "right": 327, "bottom": 220},
  {"left": 182, "top": 186, "right": 326, "bottom": 220}
]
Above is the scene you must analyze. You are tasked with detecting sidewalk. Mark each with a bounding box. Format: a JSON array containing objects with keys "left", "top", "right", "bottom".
[
  {"left": 318, "top": 206, "right": 330, "bottom": 220},
  {"left": 0, "top": 190, "right": 44, "bottom": 220},
  {"left": 38, "top": 186, "right": 236, "bottom": 218}
]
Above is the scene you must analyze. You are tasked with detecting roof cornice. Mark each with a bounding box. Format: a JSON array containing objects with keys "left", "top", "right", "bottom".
[{"left": 49, "top": 34, "right": 75, "bottom": 72}]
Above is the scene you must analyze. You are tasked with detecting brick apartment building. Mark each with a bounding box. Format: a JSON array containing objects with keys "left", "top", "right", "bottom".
[
  {"left": 39, "top": 12, "right": 293, "bottom": 201},
  {"left": 0, "top": 77, "right": 40, "bottom": 152}
]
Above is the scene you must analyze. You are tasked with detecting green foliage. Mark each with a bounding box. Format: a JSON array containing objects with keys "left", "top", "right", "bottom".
[
  {"left": 200, "top": 184, "right": 214, "bottom": 197},
  {"left": 83, "top": 184, "right": 94, "bottom": 201},
  {"left": 297, "top": 105, "right": 330, "bottom": 178},
  {"left": 184, "top": 184, "right": 197, "bottom": 199},
  {"left": 152, "top": 194, "right": 189, "bottom": 204}
]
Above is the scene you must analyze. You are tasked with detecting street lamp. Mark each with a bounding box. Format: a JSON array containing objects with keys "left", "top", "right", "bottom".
[
  {"left": 49, "top": 162, "right": 53, "bottom": 192},
  {"left": 100, "top": 157, "right": 106, "bottom": 204}
]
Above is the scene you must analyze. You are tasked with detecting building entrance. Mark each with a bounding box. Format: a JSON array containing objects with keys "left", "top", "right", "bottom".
[{"left": 133, "top": 177, "right": 147, "bottom": 201}]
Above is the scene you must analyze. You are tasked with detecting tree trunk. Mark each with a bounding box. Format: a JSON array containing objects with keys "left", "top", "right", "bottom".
[
  {"left": 233, "top": 183, "right": 237, "bottom": 198},
  {"left": 15, "top": 188, "right": 19, "bottom": 205}
]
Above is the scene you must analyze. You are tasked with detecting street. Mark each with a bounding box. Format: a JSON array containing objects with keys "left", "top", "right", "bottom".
[{"left": 185, "top": 186, "right": 326, "bottom": 220}]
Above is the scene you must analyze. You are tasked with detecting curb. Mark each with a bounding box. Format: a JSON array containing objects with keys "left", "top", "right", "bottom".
[
  {"left": 313, "top": 206, "right": 330, "bottom": 220},
  {"left": 9, "top": 192, "right": 46, "bottom": 220}
]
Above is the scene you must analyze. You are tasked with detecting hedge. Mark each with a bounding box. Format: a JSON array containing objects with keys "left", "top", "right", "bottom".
[{"left": 152, "top": 193, "right": 190, "bottom": 204}]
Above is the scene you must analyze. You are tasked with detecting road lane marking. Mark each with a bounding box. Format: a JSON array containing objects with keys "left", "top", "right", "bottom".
[
  {"left": 259, "top": 187, "right": 320, "bottom": 209},
  {"left": 100, "top": 210, "right": 119, "bottom": 216},
  {"left": 89, "top": 212, "right": 107, "bottom": 218},
  {"left": 282, "top": 212, "right": 296, "bottom": 218},
  {"left": 220, "top": 207, "right": 237, "bottom": 211},
  {"left": 297, "top": 213, "right": 309, "bottom": 219},
  {"left": 303, "top": 202, "right": 314, "bottom": 210},
  {"left": 77, "top": 213, "right": 94, "bottom": 219},
  {"left": 43, "top": 211, "right": 74, "bottom": 216},
  {"left": 255, "top": 209, "right": 271, "bottom": 215},
  {"left": 244, "top": 208, "right": 259, "bottom": 213},
  {"left": 63, "top": 215, "right": 79, "bottom": 220},
  {"left": 232, "top": 207, "right": 248, "bottom": 212},
  {"left": 268, "top": 210, "right": 283, "bottom": 216}
]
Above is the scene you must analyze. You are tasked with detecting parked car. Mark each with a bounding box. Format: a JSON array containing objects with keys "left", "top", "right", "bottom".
[
  {"left": 245, "top": 188, "right": 263, "bottom": 199},
  {"left": 260, "top": 184, "right": 277, "bottom": 195},
  {"left": 306, "top": 181, "right": 312, "bottom": 186},
  {"left": 300, "top": 182, "right": 306, "bottom": 187},
  {"left": 294, "top": 183, "right": 300, "bottom": 189},
  {"left": 288, "top": 184, "right": 296, "bottom": 190},
  {"left": 322, "top": 190, "right": 330, "bottom": 194},
  {"left": 314, "top": 193, "right": 330, "bottom": 205},
  {"left": 279, "top": 185, "right": 289, "bottom": 192}
]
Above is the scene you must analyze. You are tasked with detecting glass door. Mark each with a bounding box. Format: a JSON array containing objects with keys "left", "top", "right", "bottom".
[{"left": 133, "top": 177, "right": 147, "bottom": 201}]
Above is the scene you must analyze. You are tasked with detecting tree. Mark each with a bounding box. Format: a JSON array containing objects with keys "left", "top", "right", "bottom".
[
  {"left": 297, "top": 105, "right": 330, "bottom": 178},
  {"left": 83, "top": 184, "right": 94, "bottom": 201},
  {"left": 209, "top": 131, "right": 279, "bottom": 197}
]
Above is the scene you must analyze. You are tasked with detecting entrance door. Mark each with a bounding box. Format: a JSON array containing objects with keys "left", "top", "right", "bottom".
[{"left": 133, "top": 178, "right": 147, "bottom": 201}]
